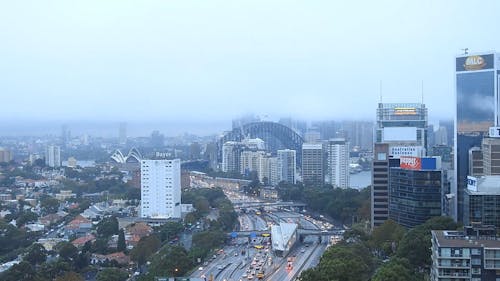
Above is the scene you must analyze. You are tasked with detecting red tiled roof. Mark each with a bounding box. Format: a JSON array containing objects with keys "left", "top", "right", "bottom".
[{"left": 71, "top": 234, "right": 95, "bottom": 246}]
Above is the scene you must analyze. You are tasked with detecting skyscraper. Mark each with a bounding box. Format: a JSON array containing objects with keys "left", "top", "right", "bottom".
[
  {"left": 455, "top": 52, "right": 499, "bottom": 221},
  {"left": 326, "top": 139, "right": 350, "bottom": 188},
  {"left": 371, "top": 102, "right": 428, "bottom": 228},
  {"left": 45, "top": 145, "right": 61, "bottom": 168},
  {"left": 140, "top": 159, "right": 181, "bottom": 219},
  {"left": 0, "top": 148, "right": 12, "bottom": 163},
  {"left": 389, "top": 156, "right": 445, "bottom": 228},
  {"left": 61, "top": 124, "right": 70, "bottom": 147},
  {"left": 302, "top": 143, "right": 324, "bottom": 186},
  {"left": 277, "top": 149, "right": 296, "bottom": 184},
  {"left": 222, "top": 141, "right": 244, "bottom": 173}
]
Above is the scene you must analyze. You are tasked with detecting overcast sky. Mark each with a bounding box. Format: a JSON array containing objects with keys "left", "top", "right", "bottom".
[{"left": 1, "top": 0, "right": 500, "bottom": 126}]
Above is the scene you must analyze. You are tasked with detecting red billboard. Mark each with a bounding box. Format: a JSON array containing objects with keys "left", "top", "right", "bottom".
[{"left": 400, "top": 156, "right": 421, "bottom": 170}]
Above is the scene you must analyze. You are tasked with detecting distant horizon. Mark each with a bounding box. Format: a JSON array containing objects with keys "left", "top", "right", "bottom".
[{"left": 0, "top": 116, "right": 453, "bottom": 138}]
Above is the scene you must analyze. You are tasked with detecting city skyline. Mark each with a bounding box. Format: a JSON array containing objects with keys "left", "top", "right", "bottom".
[{"left": 1, "top": 1, "right": 500, "bottom": 123}]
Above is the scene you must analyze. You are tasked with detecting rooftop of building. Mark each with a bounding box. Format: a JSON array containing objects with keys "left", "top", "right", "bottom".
[
  {"left": 466, "top": 175, "right": 500, "bottom": 195},
  {"left": 432, "top": 228, "right": 500, "bottom": 248},
  {"left": 302, "top": 143, "right": 323, "bottom": 149}
]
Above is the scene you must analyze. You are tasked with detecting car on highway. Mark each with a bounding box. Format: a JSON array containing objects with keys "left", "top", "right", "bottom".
[
  {"left": 198, "top": 267, "right": 203, "bottom": 271},
  {"left": 217, "top": 265, "right": 224, "bottom": 270}
]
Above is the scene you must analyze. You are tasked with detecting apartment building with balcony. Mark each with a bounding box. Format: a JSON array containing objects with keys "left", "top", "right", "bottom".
[{"left": 431, "top": 225, "right": 500, "bottom": 281}]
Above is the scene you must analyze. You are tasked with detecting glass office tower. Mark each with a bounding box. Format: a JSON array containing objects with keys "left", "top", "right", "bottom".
[{"left": 455, "top": 52, "right": 499, "bottom": 221}]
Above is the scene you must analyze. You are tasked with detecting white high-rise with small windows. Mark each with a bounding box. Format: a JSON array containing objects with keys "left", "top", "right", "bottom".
[
  {"left": 326, "top": 139, "right": 350, "bottom": 188},
  {"left": 45, "top": 145, "right": 61, "bottom": 168},
  {"left": 277, "top": 149, "right": 296, "bottom": 184},
  {"left": 140, "top": 159, "right": 181, "bottom": 219}
]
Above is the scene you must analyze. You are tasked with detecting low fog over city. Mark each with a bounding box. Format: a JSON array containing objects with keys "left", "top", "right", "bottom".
[{"left": 1, "top": 1, "right": 500, "bottom": 281}]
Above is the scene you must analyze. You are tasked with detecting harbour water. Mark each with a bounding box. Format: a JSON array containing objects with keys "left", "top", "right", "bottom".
[{"left": 350, "top": 170, "right": 371, "bottom": 190}]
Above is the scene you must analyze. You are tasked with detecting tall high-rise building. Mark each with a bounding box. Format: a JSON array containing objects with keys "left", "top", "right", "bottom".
[
  {"left": 439, "top": 120, "right": 454, "bottom": 146},
  {"left": 482, "top": 137, "right": 500, "bottom": 175},
  {"left": 277, "top": 149, "right": 296, "bottom": 184},
  {"left": 389, "top": 156, "right": 445, "bottom": 228},
  {"left": 140, "top": 159, "right": 181, "bottom": 219},
  {"left": 371, "top": 102, "right": 428, "bottom": 228},
  {"left": 204, "top": 142, "right": 219, "bottom": 170},
  {"left": 240, "top": 150, "right": 266, "bottom": 176},
  {"left": 222, "top": 141, "right": 244, "bottom": 173},
  {"left": 375, "top": 103, "right": 428, "bottom": 148},
  {"left": 434, "top": 126, "right": 448, "bottom": 146},
  {"left": 304, "top": 131, "right": 321, "bottom": 143},
  {"left": 119, "top": 122, "right": 127, "bottom": 146},
  {"left": 45, "top": 145, "right": 61, "bottom": 168},
  {"left": 61, "top": 124, "right": 70, "bottom": 147},
  {"left": 455, "top": 52, "right": 500, "bottom": 221},
  {"left": 259, "top": 156, "right": 279, "bottom": 186},
  {"left": 150, "top": 130, "right": 165, "bottom": 147},
  {"left": 463, "top": 175, "right": 500, "bottom": 228},
  {"left": 0, "top": 148, "right": 12, "bottom": 163},
  {"left": 341, "top": 121, "right": 374, "bottom": 151},
  {"left": 302, "top": 143, "right": 324, "bottom": 186},
  {"left": 189, "top": 142, "right": 202, "bottom": 160},
  {"left": 326, "top": 139, "right": 350, "bottom": 188}
]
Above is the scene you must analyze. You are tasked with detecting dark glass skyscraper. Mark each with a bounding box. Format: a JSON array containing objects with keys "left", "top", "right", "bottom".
[{"left": 455, "top": 52, "right": 499, "bottom": 221}]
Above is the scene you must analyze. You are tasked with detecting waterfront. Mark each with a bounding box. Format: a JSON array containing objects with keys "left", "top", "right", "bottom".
[{"left": 350, "top": 171, "right": 371, "bottom": 189}]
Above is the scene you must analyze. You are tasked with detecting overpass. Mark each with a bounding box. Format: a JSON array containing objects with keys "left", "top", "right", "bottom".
[
  {"left": 233, "top": 201, "right": 307, "bottom": 209},
  {"left": 228, "top": 228, "right": 344, "bottom": 238}
]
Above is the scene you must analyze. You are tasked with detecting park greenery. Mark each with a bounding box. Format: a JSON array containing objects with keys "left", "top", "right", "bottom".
[
  {"left": 299, "top": 216, "right": 460, "bottom": 281},
  {"left": 275, "top": 181, "right": 371, "bottom": 224}
]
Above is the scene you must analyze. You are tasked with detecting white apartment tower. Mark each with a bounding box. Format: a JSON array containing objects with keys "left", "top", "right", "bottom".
[
  {"left": 140, "top": 159, "right": 181, "bottom": 219},
  {"left": 277, "top": 149, "right": 296, "bottom": 184},
  {"left": 222, "top": 141, "right": 244, "bottom": 173},
  {"left": 326, "top": 139, "right": 350, "bottom": 188},
  {"left": 45, "top": 145, "right": 61, "bottom": 168}
]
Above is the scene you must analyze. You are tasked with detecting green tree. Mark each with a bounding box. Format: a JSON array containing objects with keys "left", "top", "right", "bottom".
[
  {"left": 0, "top": 219, "right": 31, "bottom": 257},
  {"left": 193, "top": 197, "right": 210, "bottom": 214},
  {"left": 24, "top": 243, "right": 47, "bottom": 266},
  {"left": 2, "top": 261, "right": 41, "bottom": 281},
  {"left": 40, "top": 196, "right": 60, "bottom": 215},
  {"left": 396, "top": 216, "right": 459, "bottom": 270},
  {"left": 148, "top": 245, "right": 193, "bottom": 277},
  {"left": 117, "top": 229, "right": 126, "bottom": 252},
  {"left": 97, "top": 216, "right": 119, "bottom": 238},
  {"left": 370, "top": 219, "right": 406, "bottom": 256},
  {"left": 38, "top": 259, "right": 71, "bottom": 280},
  {"left": 299, "top": 243, "right": 374, "bottom": 281},
  {"left": 130, "top": 235, "right": 161, "bottom": 265},
  {"left": 56, "top": 241, "right": 78, "bottom": 261},
  {"left": 159, "top": 221, "right": 184, "bottom": 242},
  {"left": 96, "top": 268, "right": 128, "bottom": 281},
  {"left": 91, "top": 238, "right": 110, "bottom": 254},
  {"left": 54, "top": 271, "right": 84, "bottom": 281},
  {"left": 16, "top": 210, "right": 39, "bottom": 227},
  {"left": 372, "top": 258, "right": 420, "bottom": 281}
]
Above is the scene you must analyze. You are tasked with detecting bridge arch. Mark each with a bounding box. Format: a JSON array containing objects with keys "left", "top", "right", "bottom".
[{"left": 219, "top": 121, "right": 304, "bottom": 165}]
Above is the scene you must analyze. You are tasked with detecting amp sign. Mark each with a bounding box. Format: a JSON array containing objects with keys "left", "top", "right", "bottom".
[
  {"left": 467, "top": 176, "right": 478, "bottom": 192},
  {"left": 489, "top": 127, "right": 500, "bottom": 138}
]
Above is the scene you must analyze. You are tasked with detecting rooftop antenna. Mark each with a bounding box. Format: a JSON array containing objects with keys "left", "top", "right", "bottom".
[{"left": 461, "top": 48, "right": 469, "bottom": 55}]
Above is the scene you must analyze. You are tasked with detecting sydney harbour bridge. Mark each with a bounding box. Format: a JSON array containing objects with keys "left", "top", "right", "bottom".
[{"left": 218, "top": 121, "right": 305, "bottom": 165}]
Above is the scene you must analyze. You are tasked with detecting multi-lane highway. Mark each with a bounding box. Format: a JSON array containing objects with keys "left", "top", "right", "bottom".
[{"left": 191, "top": 185, "right": 335, "bottom": 281}]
